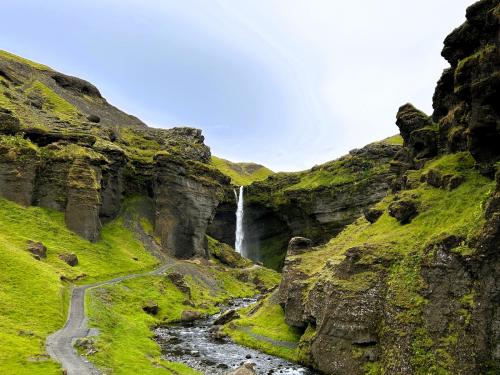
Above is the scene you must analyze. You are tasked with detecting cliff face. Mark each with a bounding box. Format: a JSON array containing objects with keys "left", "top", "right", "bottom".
[
  {"left": 278, "top": 1, "right": 499, "bottom": 373},
  {"left": 210, "top": 140, "right": 401, "bottom": 269},
  {"left": 434, "top": 0, "right": 500, "bottom": 170},
  {"left": 0, "top": 51, "right": 229, "bottom": 258}
]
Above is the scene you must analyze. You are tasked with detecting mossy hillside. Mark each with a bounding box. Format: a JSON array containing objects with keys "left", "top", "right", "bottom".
[
  {"left": 246, "top": 139, "right": 398, "bottom": 207},
  {"left": 0, "top": 197, "right": 164, "bottom": 374},
  {"left": 85, "top": 259, "right": 280, "bottom": 374},
  {"left": 223, "top": 293, "right": 303, "bottom": 362},
  {"left": 0, "top": 50, "right": 52, "bottom": 71},
  {"left": 287, "top": 152, "right": 494, "bottom": 373},
  {"left": 26, "top": 81, "right": 81, "bottom": 122},
  {"left": 211, "top": 155, "right": 273, "bottom": 186}
]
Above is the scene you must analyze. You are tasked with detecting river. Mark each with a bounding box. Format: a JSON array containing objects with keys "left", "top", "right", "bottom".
[{"left": 154, "top": 297, "right": 317, "bottom": 375}]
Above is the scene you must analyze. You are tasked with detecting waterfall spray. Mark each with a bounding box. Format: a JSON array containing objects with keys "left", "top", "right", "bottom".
[{"left": 234, "top": 186, "right": 244, "bottom": 255}]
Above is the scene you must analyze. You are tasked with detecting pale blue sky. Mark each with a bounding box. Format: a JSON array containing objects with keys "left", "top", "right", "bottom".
[{"left": 0, "top": 0, "right": 473, "bottom": 171}]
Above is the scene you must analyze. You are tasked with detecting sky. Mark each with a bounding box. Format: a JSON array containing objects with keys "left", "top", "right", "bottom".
[{"left": 0, "top": 0, "right": 474, "bottom": 171}]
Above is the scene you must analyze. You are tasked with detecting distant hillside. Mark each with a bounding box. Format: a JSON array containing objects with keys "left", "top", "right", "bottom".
[{"left": 211, "top": 155, "right": 273, "bottom": 186}]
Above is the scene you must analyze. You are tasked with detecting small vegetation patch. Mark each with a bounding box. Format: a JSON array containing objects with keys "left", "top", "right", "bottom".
[
  {"left": 26, "top": 81, "right": 80, "bottom": 121},
  {"left": 224, "top": 293, "right": 303, "bottom": 361}
]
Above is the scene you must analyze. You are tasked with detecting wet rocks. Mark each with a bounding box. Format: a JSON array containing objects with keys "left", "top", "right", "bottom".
[
  {"left": 180, "top": 310, "right": 203, "bottom": 322},
  {"left": 227, "top": 362, "right": 257, "bottom": 375},
  {"left": 27, "top": 240, "right": 47, "bottom": 259},
  {"left": 142, "top": 301, "right": 159, "bottom": 315},
  {"left": 388, "top": 198, "right": 418, "bottom": 224},
  {"left": 58, "top": 253, "right": 78, "bottom": 266},
  {"left": 213, "top": 309, "right": 240, "bottom": 326}
]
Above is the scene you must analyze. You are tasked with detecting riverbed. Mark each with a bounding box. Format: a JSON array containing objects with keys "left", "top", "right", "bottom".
[{"left": 154, "top": 297, "right": 317, "bottom": 375}]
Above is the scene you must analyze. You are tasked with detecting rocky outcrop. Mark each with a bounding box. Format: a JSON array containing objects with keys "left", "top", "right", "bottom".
[
  {"left": 211, "top": 142, "right": 400, "bottom": 269},
  {"left": 433, "top": 0, "right": 500, "bottom": 172},
  {"left": 0, "top": 51, "right": 231, "bottom": 258},
  {"left": 65, "top": 159, "right": 103, "bottom": 242},
  {"left": 153, "top": 153, "right": 226, "bottom": 258},
  {"left": 287, "top": 237, "right": 313, "bottom": 256},
  {"left": 277, "top": 2, "right": 500, "bottom": 373}
]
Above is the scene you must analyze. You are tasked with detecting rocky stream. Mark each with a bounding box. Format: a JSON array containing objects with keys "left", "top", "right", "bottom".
[{"left": 154, "top": 297, "right": 316, "bottom": 375}]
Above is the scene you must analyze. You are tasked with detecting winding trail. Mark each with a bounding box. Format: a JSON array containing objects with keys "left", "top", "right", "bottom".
[{"left": 46, "top": 262, "right": 175, "bottom": 375}]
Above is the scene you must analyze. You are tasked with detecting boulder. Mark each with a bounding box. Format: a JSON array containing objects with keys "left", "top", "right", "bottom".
[
  {"left": 364, "top": 208, "right": 383, "bottom": 224},
  {"left": 213, "top": 309, "right": 239, "bottom": 326},
  {"left": 388, "top": 199, "right": 418, "bottom": 224},
  {"left": 58, "top": 253, "right": 78, "bottom": 266},
  {"left": 180, "top": 310, "right": 202, "bottom": 322},
  {"left": 287, "top": 237, "right": 313, "bottom": 256},
  {"left": 87, "top": 114, "right": 100, "bottom": 123},
  {"left": 396, "top": 103, "right": 433, "bottom": 145},
  {"left": 27, "top": 240, "right": 47, "bottom": 259},
  {"left": 142, "top": 301, "right": 159, "bottom": 315},
  {"left": 226, "top": 362, "right": 256, "bottom": 375}
]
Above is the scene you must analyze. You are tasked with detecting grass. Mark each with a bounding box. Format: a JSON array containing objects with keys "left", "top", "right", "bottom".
[
  {"left": 26, "top": 81, "right": 80, "bottom": 122},
  {"left": 224, "top": 293, "right": 303, "bottom": 361},
  {"left": 211, "top": 155, "right": 273, "bottom": 186},
  {"left": 85, "top": 261, "right": 281, "bottom": 374},
  {"left": 0, "top": 50, "right": 52, "bottom": 71},
  {"left": 0, "top": 197, "right": 160, "bottom": 374},
  {"left": 118, "top": 128, "right": 161, "bottom": 163},
  {"left": 380, "top": 134, "right": 404, "bottom": 145}
]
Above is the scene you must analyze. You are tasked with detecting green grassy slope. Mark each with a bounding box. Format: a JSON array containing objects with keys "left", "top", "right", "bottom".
[
  {"left": 0, "top": 196, "right": 281, "bottom": 374},
  {"left": 0, "top": 198, "right": 160, "bottom": 374},
  {"left": 211, "top": 155, "right": 273, "bottom": 185}
]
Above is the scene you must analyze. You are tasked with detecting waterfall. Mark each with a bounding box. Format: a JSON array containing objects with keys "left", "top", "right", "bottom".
[{"left": 234, "top": 186, "right": 245, "bottom": 255}]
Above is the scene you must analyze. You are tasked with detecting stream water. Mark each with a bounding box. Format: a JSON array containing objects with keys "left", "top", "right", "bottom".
[{"left": 154, "top": 297, "right": 316, "bottom": 375}]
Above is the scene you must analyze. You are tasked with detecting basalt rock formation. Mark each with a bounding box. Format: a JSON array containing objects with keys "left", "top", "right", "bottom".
[
  {"left": 277, "top": 1, "right": 499, "bottom": 374},
  {"left": 210, "top": 140, "right": 401, "bottom": 269},
  {"left": 0, "top": 50, "right": 228, "bottom": 257}
]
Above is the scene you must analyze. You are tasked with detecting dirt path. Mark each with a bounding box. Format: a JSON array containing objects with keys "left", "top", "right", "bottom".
[{"left": 46, "top": 262, "right": 175, "bottom": 375}]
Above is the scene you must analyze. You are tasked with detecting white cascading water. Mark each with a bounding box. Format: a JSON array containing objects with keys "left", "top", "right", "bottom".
[{"left": 234, "top": 186, "right": 245, "bottom": 255}]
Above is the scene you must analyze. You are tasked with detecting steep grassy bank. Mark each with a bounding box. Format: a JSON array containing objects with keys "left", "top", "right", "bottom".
[
  {"left": 0, "top": 197, "right": 160, "bottom": 374},
  {"left": 223, "top": 292, "right": 303, "bottom": 361}
]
